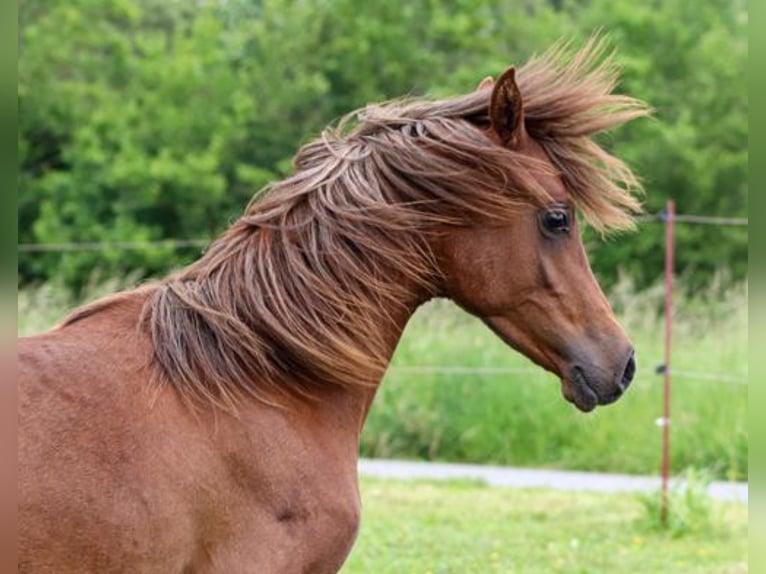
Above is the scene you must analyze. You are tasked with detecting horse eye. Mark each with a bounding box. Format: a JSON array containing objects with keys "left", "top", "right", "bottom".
[{"left": 540, "top": 207, "right": 570, "bottom": 235}]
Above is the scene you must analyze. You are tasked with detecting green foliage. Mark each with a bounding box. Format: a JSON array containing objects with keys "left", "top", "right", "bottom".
[
  {"left": 570, "top": 0, "right": 748, "bottom": 291},
  {"left": 19, "top": 0, "right": 747, "bottom": 290}
]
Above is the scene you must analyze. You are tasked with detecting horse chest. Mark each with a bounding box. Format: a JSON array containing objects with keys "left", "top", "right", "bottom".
[
  {"left": 173, "top": 417, "right": 361, "bottom": 573},
  {"left": 186, "top": 478, "right": 361, "bottom": 573}
]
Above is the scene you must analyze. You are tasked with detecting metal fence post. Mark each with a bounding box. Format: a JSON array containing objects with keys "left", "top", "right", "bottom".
[{"left": 661, "top": 199, "right": 675, "bottom": 525}]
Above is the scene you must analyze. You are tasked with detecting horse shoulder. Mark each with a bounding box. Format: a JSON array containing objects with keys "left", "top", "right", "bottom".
[{"left": 182, "top": 404, "right": 363, "bottom": 573}]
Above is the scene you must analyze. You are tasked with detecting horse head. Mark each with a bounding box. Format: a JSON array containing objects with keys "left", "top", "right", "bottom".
[{"left": 434, "top": 67, "right": 637, "bottom": 412}]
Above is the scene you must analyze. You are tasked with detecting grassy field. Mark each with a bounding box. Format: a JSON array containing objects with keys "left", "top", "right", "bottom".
[
  {"left": 343, "top": 477, "right": 747, "bottom": 573},
  {"left": 18, "top": 276, "right": 748, "bottom": 479}
]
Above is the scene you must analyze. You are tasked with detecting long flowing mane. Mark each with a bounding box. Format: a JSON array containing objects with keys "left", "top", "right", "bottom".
[{"left": 72, "top": 39, "right": 649, "bottom": 409}]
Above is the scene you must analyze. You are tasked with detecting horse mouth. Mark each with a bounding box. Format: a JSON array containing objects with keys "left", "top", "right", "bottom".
[{"left": 561, "top": 367, "right": 622, "bottom": 413}]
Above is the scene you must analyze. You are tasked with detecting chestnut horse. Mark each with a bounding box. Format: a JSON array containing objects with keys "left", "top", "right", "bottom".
[{"left": 19, "top": 40, "right": 647, "bottom": 573}]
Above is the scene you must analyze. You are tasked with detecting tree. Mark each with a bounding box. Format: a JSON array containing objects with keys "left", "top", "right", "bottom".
[{"left": 18, "top": 0, "right": 747, "bottom": 291}]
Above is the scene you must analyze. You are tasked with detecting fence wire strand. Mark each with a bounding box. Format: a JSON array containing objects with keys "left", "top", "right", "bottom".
[
  {"left": 18, "top": 238, "right": 211, "bottom": 253},
  {"left": 18, "top": 211, "right": 747, "bottom": 388},
  {"left": 386, "top": 366, "right": 747, "bottom": 385},
  {"left": 636, "top": 213, "right": 748, "bottom": 226},
  {"left": 17, "top": 211, "right": 747, "bottom": 253}
]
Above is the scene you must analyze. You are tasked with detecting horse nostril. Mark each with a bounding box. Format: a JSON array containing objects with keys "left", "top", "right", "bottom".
[{"left": 621, "top": 352, "right": 636, "bottom": 390}]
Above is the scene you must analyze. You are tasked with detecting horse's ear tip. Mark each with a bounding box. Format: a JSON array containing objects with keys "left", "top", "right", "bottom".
[
  {"left": 477, "top": 76, "right": 495, "bottom": 91},
  {"left": 489, "top": 65, "right": 524, "bottom": 146},
  {"left": 498, "top": 66, "right": 517, "bottom": 85}
]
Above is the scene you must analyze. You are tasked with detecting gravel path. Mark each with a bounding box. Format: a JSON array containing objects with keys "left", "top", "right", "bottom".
[{"left": 358, "top": 458, "right": 747, "bottom": 503}]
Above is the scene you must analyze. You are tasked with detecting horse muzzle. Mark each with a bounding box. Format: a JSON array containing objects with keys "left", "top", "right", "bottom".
[{"left": 561, "top": 350, "right": 636, "bottom": 412}]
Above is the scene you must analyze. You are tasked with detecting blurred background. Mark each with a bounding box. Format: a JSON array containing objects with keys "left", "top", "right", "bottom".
[
  {"left": 17, "top": 1, "right": 748, "bottom": 569},
  {"left": 18, "top": 0, "right": 746, "bottom": 498}
]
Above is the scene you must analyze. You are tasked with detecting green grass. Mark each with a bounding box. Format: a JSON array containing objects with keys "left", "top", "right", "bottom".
[
  {"left": 18, "top": 276, "right": 748, "bottom": 479},
  {"left": 343, "top": 477, "right": 747, "bottom": 573}
]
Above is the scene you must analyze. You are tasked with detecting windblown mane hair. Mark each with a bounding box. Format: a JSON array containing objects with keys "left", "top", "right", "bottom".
[{"left": 134, "top": 38, "right": 649, "bottom": 409}]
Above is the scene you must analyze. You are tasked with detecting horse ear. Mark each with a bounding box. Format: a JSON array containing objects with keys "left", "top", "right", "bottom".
[
  {"left": 489, "top": 66, "right": 524, "bottom": 147},
  {"left": 477, "top": 76, "right": 494, "bottom": 91}
]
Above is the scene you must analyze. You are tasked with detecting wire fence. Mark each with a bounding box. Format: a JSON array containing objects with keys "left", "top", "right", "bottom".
[
  {"left": 386, "top": 365, "right": 748, "bottom": 385},
  {"left": 18, "top": 210, "right": 748, "bottom": 388},
  {"left": 17, "top": 238, "right": 211, "bottom": 253},
  {"left": 17, "top": 211, "right": 747, "bottom": 254},
  {"left": 635, "top": 213, "right": 748, "bottom": 226}
]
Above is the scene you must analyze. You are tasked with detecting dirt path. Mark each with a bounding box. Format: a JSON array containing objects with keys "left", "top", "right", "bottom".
[{"left": 358, "top": 458, "right": 747, "bottom": 503}]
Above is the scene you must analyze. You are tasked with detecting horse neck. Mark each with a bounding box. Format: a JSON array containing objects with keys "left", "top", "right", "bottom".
[
  {"left": 349, "top": 284, "right": 427, "bottom": 428},
  {"left": 254, "top": 271, "right": 428, "bottom": 439}
]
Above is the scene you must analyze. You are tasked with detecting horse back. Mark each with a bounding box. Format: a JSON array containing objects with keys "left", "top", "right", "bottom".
[{"left": 18, "top": 291, "right": 198, "bottom": 573}]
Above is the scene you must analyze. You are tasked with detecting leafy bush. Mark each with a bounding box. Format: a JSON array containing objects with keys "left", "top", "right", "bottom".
[{"left": 19, "top": 0, "right": 747, "bottom": 291}]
